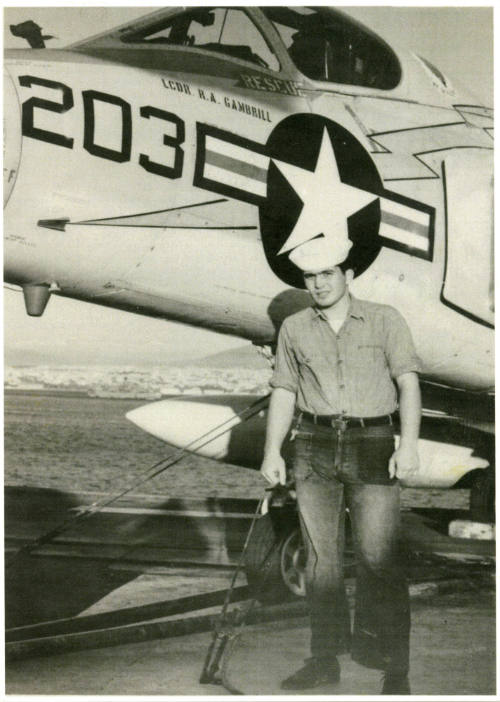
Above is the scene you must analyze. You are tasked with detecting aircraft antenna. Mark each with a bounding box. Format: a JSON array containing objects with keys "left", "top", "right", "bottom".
[{"left": 218, "top": 9, "right": 228, "bottom": 44}]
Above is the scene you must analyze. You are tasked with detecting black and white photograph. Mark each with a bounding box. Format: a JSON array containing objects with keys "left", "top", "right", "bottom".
[{"left": 3, "top": 4, "right": 494, "bottom": 696}]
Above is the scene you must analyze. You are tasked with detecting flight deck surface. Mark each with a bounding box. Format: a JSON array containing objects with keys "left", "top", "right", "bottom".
[
  {"left": 5, "top": 571, "right": 495, "bottom": 696},
  {"left": 5, "top": 487, "right": 495, "bottom": 696}
]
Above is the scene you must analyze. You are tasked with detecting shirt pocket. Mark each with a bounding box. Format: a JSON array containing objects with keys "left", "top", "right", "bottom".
[{"left": 352, "top": 343, "right": 386, "bottom": 370}]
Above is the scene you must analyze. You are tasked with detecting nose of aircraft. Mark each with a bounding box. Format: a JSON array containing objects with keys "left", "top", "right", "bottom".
[{"left": 4, "top": 68, "right": 22, "bottom": 207}]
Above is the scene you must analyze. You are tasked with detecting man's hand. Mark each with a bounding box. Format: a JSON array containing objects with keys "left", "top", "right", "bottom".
[
  {"left": 388, "top": 444, "right": 420, "bottom": 480},
  {"left": 260, "top": 451, "right": 287, "bottom": 485}
]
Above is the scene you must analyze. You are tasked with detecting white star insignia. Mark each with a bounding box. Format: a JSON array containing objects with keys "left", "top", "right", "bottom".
[{"left": 272, "top": 127, "right": 379, "bottom": 255}]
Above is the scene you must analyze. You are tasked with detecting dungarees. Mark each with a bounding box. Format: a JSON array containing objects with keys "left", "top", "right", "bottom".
[{"left": 293, "top": 415, "right": 410, "bottom": 674}]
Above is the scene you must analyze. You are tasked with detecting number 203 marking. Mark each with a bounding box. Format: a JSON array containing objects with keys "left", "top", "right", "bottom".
[{"left": 19, "top": 75, "right": 185, "bottom": 179}]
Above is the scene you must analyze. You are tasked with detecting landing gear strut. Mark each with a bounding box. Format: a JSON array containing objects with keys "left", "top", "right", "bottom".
[{"left": 470, "top": 465, "right": 495, "bottom": 523}]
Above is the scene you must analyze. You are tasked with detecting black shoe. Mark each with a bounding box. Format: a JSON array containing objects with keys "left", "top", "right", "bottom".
[
  {"left": 381, "top": 672, "right": 411, "bottom": 695},
  {"left": 280, "top": 657, "right": 340, "bottom": 690}
]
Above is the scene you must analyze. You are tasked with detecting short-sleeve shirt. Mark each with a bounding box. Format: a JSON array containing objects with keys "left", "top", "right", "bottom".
[{"left": 270, "top": 295, "right": 421, "bottom": 417}]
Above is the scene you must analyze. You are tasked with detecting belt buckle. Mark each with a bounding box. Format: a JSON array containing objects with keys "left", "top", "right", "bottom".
[{"left": 331, "top": 417, "right": 347, "bottom": 431}]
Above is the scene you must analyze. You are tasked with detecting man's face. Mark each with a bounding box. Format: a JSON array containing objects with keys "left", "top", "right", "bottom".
[{"left": 303, "top": 266, "right": 351, "bottom": 308}]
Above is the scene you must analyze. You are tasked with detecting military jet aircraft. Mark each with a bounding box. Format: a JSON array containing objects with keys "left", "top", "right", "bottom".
[{"left": 4, "top": 7, "right": 494, "bottom": 589}]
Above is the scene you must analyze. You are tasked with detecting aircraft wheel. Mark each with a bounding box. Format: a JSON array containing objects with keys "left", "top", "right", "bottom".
[
  {"left": 279, "top": 526, "right": 307, "bottom": 597},
  {"left": 469, "top": 467, "right": 495, "bottom": 522},
  {"left": 244, "top": 511, "right": 304, "bottom": 604}
]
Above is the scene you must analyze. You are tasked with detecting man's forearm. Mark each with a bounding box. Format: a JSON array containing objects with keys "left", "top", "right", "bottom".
[
  {"left": 263, "top": 387, "right": 296, "bottom": 456},
  {"left": 389, "top": 372, "right": 421, "bottom": 478},
  {"left": 397, "top": 372, "right": 421, "bottom": 447}
]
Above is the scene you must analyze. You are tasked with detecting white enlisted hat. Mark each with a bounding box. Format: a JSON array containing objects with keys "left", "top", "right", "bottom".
[{"left": 288, "top": 235, "right": 352, "bottom": 272}]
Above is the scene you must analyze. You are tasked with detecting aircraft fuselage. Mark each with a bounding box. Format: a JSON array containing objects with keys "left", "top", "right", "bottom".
[{"left": 4, "top": 7, "right": 494, "bottom": 395}]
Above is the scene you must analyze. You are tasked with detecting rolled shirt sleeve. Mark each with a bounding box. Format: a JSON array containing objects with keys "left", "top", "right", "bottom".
[
  {"left": 270, "top": 321, "right": 299, "bottom": 394},
  {"left": 384, "top": 307, "right": 422, "bottom": 379}
]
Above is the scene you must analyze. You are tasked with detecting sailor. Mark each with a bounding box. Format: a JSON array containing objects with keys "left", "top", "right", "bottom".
[{"left": 260, "top": 234, "right": 421, "bottom": 694}]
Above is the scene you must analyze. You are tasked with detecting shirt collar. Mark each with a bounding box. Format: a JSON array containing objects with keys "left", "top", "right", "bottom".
[{"left": 312, "top": 294, "right": 365, "bottom": 322}]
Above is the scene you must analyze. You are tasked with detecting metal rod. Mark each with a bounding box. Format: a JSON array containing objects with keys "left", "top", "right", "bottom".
[
  {"left": 6, "top": 600, "right": 308, "bottom": 662},
  {"left": 6, "top": 586, "right": 250, "bottom": 643}
]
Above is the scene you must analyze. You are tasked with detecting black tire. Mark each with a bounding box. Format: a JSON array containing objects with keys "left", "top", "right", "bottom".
[
  {"left": 470, "top": 467, "right": 495, "bottom": 522},
  {"left": 244, "top": 511, "right": 304, "bottom": 604}
]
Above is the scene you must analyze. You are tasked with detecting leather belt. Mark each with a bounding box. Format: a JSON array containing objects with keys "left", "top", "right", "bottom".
[{"left": 301, "top": 412, "right": 394, "bottom": 429}]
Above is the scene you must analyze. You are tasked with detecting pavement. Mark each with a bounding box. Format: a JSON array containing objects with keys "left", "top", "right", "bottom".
[
  {"left": 4, "top": 506, "right": 496, "bottom": 697},
  {"left": 5, "top": 585, "right": 495, "bottom": 696}
]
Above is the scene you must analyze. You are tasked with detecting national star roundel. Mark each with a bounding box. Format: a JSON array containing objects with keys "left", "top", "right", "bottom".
[{"left": 259, "top": 114, "right": 384, "bottom": 288}]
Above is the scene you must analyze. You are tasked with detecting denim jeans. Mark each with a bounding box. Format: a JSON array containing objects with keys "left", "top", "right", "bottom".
[{"left": 293, "top": 419, "right": 410, "bottom": 674}]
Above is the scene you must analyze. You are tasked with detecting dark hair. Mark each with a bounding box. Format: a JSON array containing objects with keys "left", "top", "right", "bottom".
[{"left": 339, "top": 260, "right": 355, "bottom": 275}]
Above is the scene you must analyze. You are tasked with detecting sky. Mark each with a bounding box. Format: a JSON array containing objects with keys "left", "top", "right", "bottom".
[{"left": 3, "top": 4, "right": 494, "bottom": 367}]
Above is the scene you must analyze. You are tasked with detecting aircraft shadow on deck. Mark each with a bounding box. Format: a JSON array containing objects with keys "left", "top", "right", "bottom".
[{"left": 4, "top": 485, "right": 255, "bottom": 628}]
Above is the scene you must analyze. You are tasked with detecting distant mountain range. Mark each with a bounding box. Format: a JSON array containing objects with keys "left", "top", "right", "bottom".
[
  {"left": 189, "top": 345, "right": 270, "bottom": 369},
  {"left": 5, "top": 343, "right": 269, "bottom": 370},
  {"left": 4, "top": 348, "right": 51, "bottom": 367}
]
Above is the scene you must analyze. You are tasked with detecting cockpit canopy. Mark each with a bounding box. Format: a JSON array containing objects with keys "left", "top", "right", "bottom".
[
  {"left": 118, "top": 6, "right": 401, "bottom": 90},
  {"left": 120, "top": 7, "right": 280, "bottom": 71},
  {"left": 262, "top": 7, "right": 401, "bottom": 89}
]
